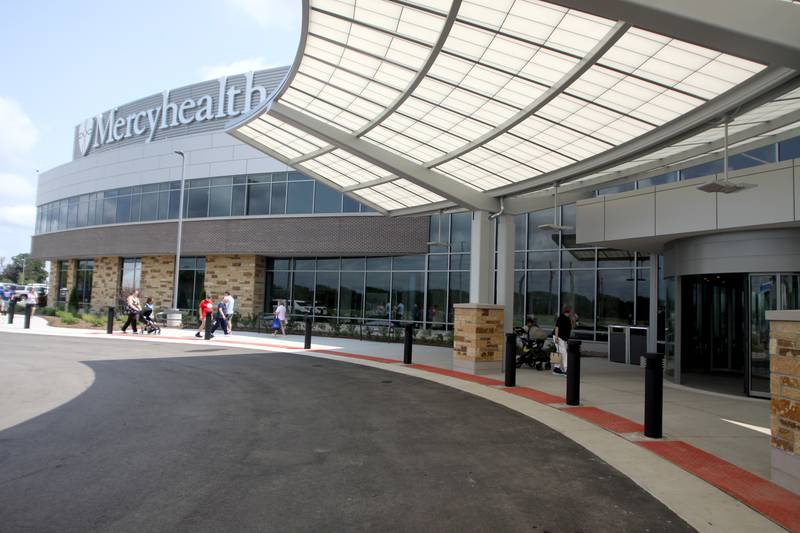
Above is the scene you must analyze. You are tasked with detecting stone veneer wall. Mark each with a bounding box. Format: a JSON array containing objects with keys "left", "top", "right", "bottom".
[
  {"left": 768, "top": 312, "right": 800, "bottom": 494},
  {"left": 139, "top": 256, "right": 176, "bottom": 311},
  {"left": 204, "top": 255, "right": 263, "bottom": 317},
  {"left": 48, "top": 259, "right": 76, "bottom": 306},
  {"left": 91, "top": 257, "right": 119, "bottom": 309},
  {"left": 452, "top": 303, "right": 505, "bottom": 375}
]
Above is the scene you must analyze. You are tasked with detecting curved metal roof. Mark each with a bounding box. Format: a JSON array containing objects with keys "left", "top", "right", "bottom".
[{"left": 228, "top": 0, "right": 800, "bottom": 215}]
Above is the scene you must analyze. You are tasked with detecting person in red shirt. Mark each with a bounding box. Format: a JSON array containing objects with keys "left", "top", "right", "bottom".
[{"left": 195, "top": 294, "right": 215, "bottom": 339}]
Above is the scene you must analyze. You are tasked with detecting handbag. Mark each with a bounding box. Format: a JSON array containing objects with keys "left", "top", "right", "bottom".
[{"left": 271, "top": 317, "right": 281, "bottom": 329}]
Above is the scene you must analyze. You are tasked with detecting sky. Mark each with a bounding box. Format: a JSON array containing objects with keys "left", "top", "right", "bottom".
[{"left": 0, "top": 0, "right": 301, "bottom": 264}]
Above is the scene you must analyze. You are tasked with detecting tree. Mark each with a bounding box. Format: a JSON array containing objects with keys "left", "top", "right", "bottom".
[
  {"left": 68, "top": 287, "right": 79, "bottom": 313},
  {"left": 0, "top": 253, "right": 47, "bottom": 284}
]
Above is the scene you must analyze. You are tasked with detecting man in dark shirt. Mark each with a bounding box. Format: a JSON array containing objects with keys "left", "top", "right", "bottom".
[{"left": 553, "top": 305, "right": 574, "bottom": 375}]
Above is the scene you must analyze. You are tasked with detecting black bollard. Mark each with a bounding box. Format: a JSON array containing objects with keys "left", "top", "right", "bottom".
[
  {"left": 8, "top": 300, "right": 16, "bottom": 324},
  {"left": 403, "top": 324, "right": 413, "bottom": 364},
  {"left": 106, "top": 306, "right": 114, "bottom": 334},
  {"left": 504, "top": 333, "right": 517, "bottom": 387},
  {"left": 566, "top": 340, "right": 582, "bottom": 406},
  {"left": 644, "top": 352, "right": 664, "bottom": 438},
  {"left": 24, "top": 304, "right": 32, "bottom": 329},
  {"left": 204, "top": 312, "right": 213, "bottom": 340},
  {"left": 304, "top": 315, "right": 312, "bottom": 349}
]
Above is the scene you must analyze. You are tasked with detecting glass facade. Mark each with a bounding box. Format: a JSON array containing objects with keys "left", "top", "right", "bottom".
[
  {"left": 177, "top": 257, "right": 205, "bottom": 311},
  {"left": 74, "top": 259, "right": 94, "bottom": 308},
  {"left": 120, "top": 258, "right": 142, "bottom": 293},
  {"left": 56, "top": 260, "right": 68, "bottom": 303},
  {"left": 34, "top": 171, "right": 372, "bottom": 235}
]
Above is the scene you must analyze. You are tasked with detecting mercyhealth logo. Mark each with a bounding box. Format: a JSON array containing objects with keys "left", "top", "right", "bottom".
[{"left": 77, "top": 71, "right": 267, "bottom": 157}]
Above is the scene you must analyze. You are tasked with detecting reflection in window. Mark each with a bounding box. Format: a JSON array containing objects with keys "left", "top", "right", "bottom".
[
  {"left": 120, "top": 258, "right": 142, "bottom": 293},
  {"left": 177, "top": 257, "right": 205, "bottom": 311},
  {"left": 560, "top": 270, "right": 594, "bottom": 340},
  {"left": 597, "top": 270, "right": 635, "bottom": 333},
  {"left": 562, "top": 249, "right": 595, "bottom": 269},
  {"left": 448, "top": 271, "right": 469, "bottom": 323},
  {"left": 392, "top": 271, "right": 424, "bottom": 322},
  {"left": 728, "top": 145, "right": 775, "bottom": 171},
  {"left": 339, "top": 271, "right": 364, "bottom": 318},
  {"left": 74, "top": 259, "right": 94, "bottom": 309},
  {"left": 681, "top": 159, "right": 723, "bottom": 180},
  {"left": 314, "top": 183, "right": 341, "bottom": 213},
  {"left": 286, "top": 181, "right": 314, "bottom": 214},
  {"left": 426, "top": 272, "right": 447, "bottom": 326},
  {"left": 291, "top": 271, "right": 315, "bottom": 316},
  {"left": 779, "top": 135, "right": 800, "bottom": 161},
  {"left": 528, "top": 208, "right": 558, "bottom": 250},
  {"left": 637, "top": 171, "right": 678, "bottom": 189},
  {"left": 315, "top": 271, "right": 338, "bottom": 317},
  {"left": 450, "top": 212, "right": 471, "bottom": 252},
  {"left": 365, "top": 272, "right": 390, "bottom": 320},
  {"left": 527, "top": 270, "right": 558, "bottom": 329}
]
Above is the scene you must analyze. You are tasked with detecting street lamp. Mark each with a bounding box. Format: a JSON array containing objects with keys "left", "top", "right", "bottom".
[{"left": 171, "top": 151, "right": 187, "bottom": 311}]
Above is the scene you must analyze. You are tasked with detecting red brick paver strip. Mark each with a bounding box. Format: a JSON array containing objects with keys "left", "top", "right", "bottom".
[
  {"left": 640, "top": 440, "right": 800, "bottom": 532},
  {"left": 503, "top": 386, "right": 565, "bottom": 405},
  {"left": 562, "top": 406, "right": 644, "bottom": 434},
  {"left": 407, "top": 364, "right": 505, "bottom": 386}
]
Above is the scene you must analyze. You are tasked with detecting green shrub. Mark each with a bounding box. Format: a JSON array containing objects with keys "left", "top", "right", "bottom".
[
  {"left": 38, "top": 307, "right": 58, "bottom": 316},
  {"left": 56, "top": 310, "right": 79, "bottom": 325},
  {"left": 67, "top": 288, "right": 79, "bottom": 313},
  {"left": 81, "top": 313, "right": 105, "bottom": 327}
]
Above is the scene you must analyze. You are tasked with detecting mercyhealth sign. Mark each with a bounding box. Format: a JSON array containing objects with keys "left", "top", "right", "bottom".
[{"left": 76, "top": 71, "right": 270, "bottom": 157}]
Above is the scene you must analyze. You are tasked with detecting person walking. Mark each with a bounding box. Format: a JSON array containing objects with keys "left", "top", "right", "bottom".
[
  {"left": 211, "top": 297, "right": 229, "bottom": 335},
  {"left": 25, "top": 287, "right": 38, "bottom": 315},
  {"left": 195, "top": 294, "right": 214, "bottom": 338},
  {"left": 121, "top": 289, "right": 142, "bottom": 334},
  {"left": 273, "top": 299, "right": 287, "bottom": 336},
  {"left": 553, "top": 305, "right": 573, "bottom": 375},
  {"left": 223, "top": 291, "right": 235, "bottom": 334}
]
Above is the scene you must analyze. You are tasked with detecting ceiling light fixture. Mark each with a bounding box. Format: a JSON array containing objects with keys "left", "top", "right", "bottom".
[
  {"left": 538, "top": 182, "right": 573, "bottom": 232},
  {"left": 697, "top": 116, "right": 756, "bottom": 194}
]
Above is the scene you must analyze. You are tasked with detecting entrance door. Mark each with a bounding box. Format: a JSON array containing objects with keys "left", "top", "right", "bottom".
[{"left": 748, "top": 274, "right": 777, "bottom": 398}]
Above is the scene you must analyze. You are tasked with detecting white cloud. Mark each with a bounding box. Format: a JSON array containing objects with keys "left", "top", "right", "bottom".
[
  {"left": 0, "top": 173, "right": 36, "bottom": 201},
  {"left": 226, "top": 0, "right": 301, "bottom": 31},
  {"left": 0, "top": 204, "right": 36, "bottom": 229},
  {"left": 0, "top": 97, "right": 38, "bottom": 167},
  {"left": 200, "top": 57, "right": 276, "bottom": 80}
]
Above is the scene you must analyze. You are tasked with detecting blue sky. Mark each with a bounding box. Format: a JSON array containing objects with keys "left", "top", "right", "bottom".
[{"left": 0, "top": 0, "right": 300, "bottom": 264}]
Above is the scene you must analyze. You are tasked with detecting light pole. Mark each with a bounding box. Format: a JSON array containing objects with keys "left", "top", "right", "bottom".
[{"left": 171, "top": 151, "right": 187, "bottom": 310}]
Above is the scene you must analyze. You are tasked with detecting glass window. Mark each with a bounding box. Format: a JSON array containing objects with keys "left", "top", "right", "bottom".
[
  {"left": 365, "top": 272, "right": 390, "bottom": 320},
  {"left": 231, "top": 184, "right": 246, "bottom": 216},
  {"left": 597, "top": 270, "right": 635, "bottom": 337},
  {"left": 367, "top": 257, "right": 391, "bottom": 271},
  {"left": 77, "top": 197, "right": 89, "bottom": 227},
  {"left": 560, "top": 270, "right": 595, "bottom": 340},
  {"left": 267, "top": 270, "right": 291, "bottom": 312},
  {"left": 287, "top": 171, "right": 305, "bottom": 181},
  {"left": 781, "top": 274, "right": 800, "bottom": 310},
  {"left": 291, "top": 271, "right": 315, "bottom": 316},
  {"left": 314, "top": 183, "right": 341, "bottom": 213},
  {"left": 157, "top": 191, "right": 170, "bottom": 220},
  {"left": 514, "top": 214, "right": 526, "bottom": 250},
  {"left": 528, "top": 208, "right": 559, "bottom": 249},
  {"left": 448, "top": 271, "right": 470, "bottom": 324},
  {"left": 450, "top": 212, "right": 471, "bottom": 252},
  {"left": 315, "top": 271, "right": 338, "bottom": 317},
  {"left": 120, "top": 257, "right": 142, "bottom": 294},
  {"left": 103, "top": 198, "right": 116, "bottom": 225},
  {"left": 177, "top": 257, "right": 205, "bottom": 311},
  {"left": 286, "top": 181, "right": 314, "bottom": 214},
  {"left": 56, "top": 260, "right": 68, "bottom": 303},
  {"left": 168, "top": 189, "right": 181, "bottom": 219},
  {"left": 317, "top": 258, "right": 340, "bottom": 270},
  {"left": 728, "top": 145, "right": 776, "bottom": 171},
  {"left": 294, "top": 259, "right": 315, "bottom": 270},
  {"left": 140, "top": 192, "right": 158, "bottom": 221},
  {"left": 186, "top": 187, "right": 209, "bottom": 218},
  {"left": 560, "top": 204, "right": 579, "bottom": 249},
  {"left": 778, "top": 135, "right": 800, "bottom": 161},
  {"left": 116, "top": 195, "right": 131, "bottom": 224},
  {"left": 342, "top": 195, "right": 361, "bottom": 213},
  {"left": 514, "top": 270, "right": 525, "bottom": 326},
  {"left": 270, "top": 181, "right": 286, "bottom": 214},
  {"left": 450, "top": 254, "right": 470, "bottom": 271},
  {"left": 562, "top": 249, "right": 595, "bottom": 269},
  {"left": 208, "top": 185, "right": 232, "bottom": 217},
  {"left": 515, "top": 252, "right": 525, "bottom": 270},
  {"left": 74, "top": 259, "right": 94, "bottom": 309},
  {"left": 526, "top": 270, "right": 558, "bottom": 329},
  {"left": 428, "top": 214, "right": 450, "bottom": 252},
  {"left": 681, "top": 159, "right": 723, "bottom": 180},
  {"left": 392, "top": 255, "right": 425, "bottom": 270},
  {"left": 597, "top": 249, "right": 634, "bottom": 268},
  {"left": 129, "top": 194, "right": 141, "bottom": 223},
  {"left": 247, "top": 182, "right": 269, "bottom": 215},
  {"left": 426, "top": 272, "right": 447, "bottom": 326},
  {"left": 636, "top": 270, "right": 650, "bottom": 326},
  {"left": 339, "top": 271, "right": 364, "bottom": 317},
  {"left": 528, "top": 250, "right": 559, "bottom": 270},
  {"left": 428, "top": 254, "right": 448, "bottom": 271},
  {"left": 596, "top": 182, "right": 635, "bottom": 196},
  {"left": 392, "top": 271, "right": 424, "bottom": 323},
  {"left": 341, "top": 257, "right": 365, "bottom": 271},
  {"left": 637, "top": 171, "right": 678, "bottom": 189}
]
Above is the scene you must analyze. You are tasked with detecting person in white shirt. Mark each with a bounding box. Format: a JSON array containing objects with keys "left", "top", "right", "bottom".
[
  {"left": 121, "top": 289, "right": 142, "bottom": 334},
  {"left": 274, "top": 299, "right": 287, "bottom": 336},
  {"left": 223, "top": 291, "right": 235, "bottom": 333}
]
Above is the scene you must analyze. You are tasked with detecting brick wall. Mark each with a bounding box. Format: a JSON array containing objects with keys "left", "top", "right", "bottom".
[
  {"left": 452, "top": 303, "right": 504, "bottom": 375},
  {"left": 768, "top": 312, "right": 800, "bottom": 494},
  {"left": 140, "top": 256, "right": 176, "bottom": 311},
  {"left": 91, "top": 257, "right": 119, "bottom": 309},
  {"left": 204, "top": 255, "right": 263, "bottom": 317}
]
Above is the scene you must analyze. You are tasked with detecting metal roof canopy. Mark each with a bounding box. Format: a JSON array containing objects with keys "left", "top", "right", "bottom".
[{"left": 227, "top": 0, "right": 800, "bottom": 216}]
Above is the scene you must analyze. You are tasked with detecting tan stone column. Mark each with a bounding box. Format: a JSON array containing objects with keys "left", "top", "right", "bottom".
[
  {"left": 766, "top": 310, "right": 800, "bottom": 494},
  {"left": 204, "top": 255, "right": 263, "bottom": 318},
  {"left": 140, "top": 256, "right": 176, "bottom": 311},
  {"left": 91, "top": 257, "right": 119, "bottom": 310},
  {"left": 452, "top": 303, "right": 505, "bottom": 375}
]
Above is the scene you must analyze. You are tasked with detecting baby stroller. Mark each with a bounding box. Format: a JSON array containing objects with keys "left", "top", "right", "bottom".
[
  {"left": 513, "top": 327, "right": 553, "bottom": 370},
  {"left": 140, "top": 309, "right": 161, "bottom": 335}
]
